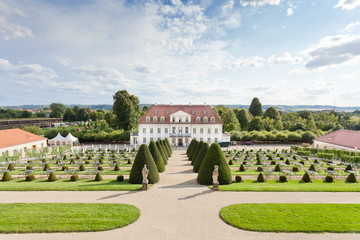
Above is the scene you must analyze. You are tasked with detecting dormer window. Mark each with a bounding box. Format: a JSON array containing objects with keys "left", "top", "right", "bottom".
[
  {"left": 204, "top": 117, "right": 208, "bottom": 123},
  {"left": 160, "top": 116, "right": 165, "bottom": 123},
  {"left": 146, "top": 117, "right": 150, "bottom": 123},
  {"left": 203, "top": 110, "right": 207, "bottom": 114},
  {"left": 153, "top": 117, "right": 157, "bottom": 123},
  {"left": 196, "top": 117, "right": 200, "bottom": 123},
  {"left": 192, "top": 110, "right": 195, "bottom": 114},
  {"left": 154, "top": 110, "right": 158, "bottom": 114},
  {"left": 211, "top": 117, "right": 215, "bottom": 123},
  {"left": 166, "top": 110, "right": 170, "bottom": 114},
  {"left": 179, "top": 118, "right": 182, "bottom": 123}
]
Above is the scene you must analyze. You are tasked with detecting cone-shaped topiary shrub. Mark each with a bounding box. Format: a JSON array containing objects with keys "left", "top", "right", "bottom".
[
  {"left": 279, "top": 175, "right": 287, "bottom": 182},
  {"left": 129, "top": 144, "right": 159, "bottom": 184},
  {"left": 314, "top": 159, "right": 319, "bottom": 164},
  {"left": 292, "top": 166, "right": 299, "bottom": 172},
  {"left": 63, "top": 155, "right": 67, "bottom": 160},
  {"left": 43, "top": 164, "right": 51, "bottom": 171},
  {"left": 193, "top": 142, "right": 209, "bottom": 173},
  {"left": 127, "top": 159, "right": 132, "bottom": 164},
  {"left": 309, "top": 164, "right": 316, "bottom": 171},
  {"left": 228, "top": 159, "right": 234, "bottom": 165},
  {"left": 94, "top": 172, "right": 103, "bottom": 181},
  {"left": 187, "top": 139, "right": 196, "bottom": 156},
  {"left": 114, "top": 164, "right": 120, "bottom": 171},
  {"left": 99, "top": 159, "right": 104, "bottom": 164},
  {"left": 325, "top": 175, "right": 334, "bottom": 183},
  {"left": 235, "top": 175, "right": 243, "bottom": 182},
  {"left": 165, "top": 138, "right": 172, "bottom": 154},
  {"left": 97, "top": 166, "right": 103, "bottom": 171},
  {"left": 346, "top": 173, "right": 358, "bottom": 183},
  {"left": 56, "top": 160, "right": 61, "bottom": 165},
  {"left": 161, "top": 140, "right": 171, "bottom": 157},
  {"left": 302, "top": 172, "right": 311, "bottom": 183},
  {"left": 256, "top": 166, "right": 263, "bottom": 172},
  {"left": 117, "top": 175, "right": 124, "bottom": 182},
  {"left": 257, "top": 173, "right": 265, "bottom": 182},
  {"left": 70, "top": 174, "right": 79, "bottom": 181},
  {"left": 191, "top": 141, "right": 204, "bottom": 165},
  {"left": 256, "top": 159, "right": 262, "bottom": 165},
  {"left": 156, "top": 141, "right": 168, "bottom": 165},
  {"left": 189, "top": 141, "right": 198, "bottom": 162},
  {"left": 85, "top": 160, "right": 90, "bottom": 164},
  {"left": 42, "top": 158, "right": 47, "bottom": 163},
  {"left": 285, "top": 159, "right": 290, "bottom": 165},
  {"left": 149, "top": 140, "right": 165, "bottom": 173},
  {"left": 300, "top": 160, "right": 305, "bottom": 165},
  {"left": 88, "top": 155, "right": 92, "bottom": 160},
  {"left": 2, "top": 172, "right": 12, "bottom": 181},
  {"left": 345, "top": 164, "right": 353, "bottom": 172},
  {"left": 160, "top": 140, "right": 169, "bottom": 160},
  {"left": 239, "top": 164, "right": 245, "bottom": 172},
  {"left": 26, "top": 165, "right": 33, "bottom": 170},
  {"left": 79, "top": 164, "right": 85, "bottom": 171},
  {"left": 197, "top": 143, "right": 232, "bottom": 185},
  {"left": 62, "top": 165, "right": 68, "bottom": 171},
  {"left": 274, "top": 164, "right": 281, "bottom": 172},
  {"left": 48, "top": 172, "right": 57, "bottom": 182},
  {"left": 7, "top": 163, "right": 15, "bottom": 171},
  {"left": 25, "top": 174, "right": 35, "bottom": 181}
]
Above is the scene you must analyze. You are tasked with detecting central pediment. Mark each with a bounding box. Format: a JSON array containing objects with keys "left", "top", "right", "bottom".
[{"left": 170, "top": 110, "right": 191, "bottom": 117}]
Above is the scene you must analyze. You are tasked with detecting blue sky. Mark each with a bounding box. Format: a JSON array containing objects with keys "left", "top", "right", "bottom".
[{"left": 1, "top": 0, "right": 360, "bottom": 106}]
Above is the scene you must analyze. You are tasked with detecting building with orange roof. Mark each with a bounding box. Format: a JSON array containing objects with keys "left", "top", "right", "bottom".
[
  {"left": 0, "top": 129, "right": 48, "bottom": 157},
  {"left": 131, "top": 103, "right": 229, "bottom": 146},
  {"left": 313, "top": 129, "right": 360, "bottom": 151}
]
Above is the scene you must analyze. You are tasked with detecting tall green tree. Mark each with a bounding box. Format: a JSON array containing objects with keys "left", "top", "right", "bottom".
[
  {"left": 221, "top": 108, "right": 240, "bottom": 132},
  {"left": 112, "top": 90, "right": 141, "bottom": 130},
  {"left": 63, "top": 108, "right": 76, "bottom": 122},
  {"left": 76, "top": 108, "right": 90, "bottom": 121},
  {"left": 50, "top": 103, "right": 66, "bottom": 118},
  {"left": 263, "top": 106, "right": 280, "bottom": 120},
  {"left": 235, "top": 108, "right": 250, "bottom": 130},
  {"left": 104, "top": 111, "right": 115, "bottom": 126},
  {"left": 248, "top": 116, "right": 265, "bottom": 131},
  {"left": 249, "top": 97, "right": 263, "bottom": 117}
]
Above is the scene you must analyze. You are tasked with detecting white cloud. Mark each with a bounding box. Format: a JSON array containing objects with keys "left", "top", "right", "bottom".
[
  {"left": 231, "top": 56, "right": 265, "bottom": 68},
  {"left": 240, "top": 0, "right": 280, "bottom": 7},
  {"left": 286, "top": 7, "right": 294, "bottom": 16},
  {"left": 335, "top": 0, "right": 360, "bottom": 9},
  {"left": 268, "top": 52, "right": 303, "bottom": 65},
  {"left": 0, "top": 16, "right": 33, "bottom": 40},
  {"left": 344, "top": 21, "right": 360, "bottom": 32}
]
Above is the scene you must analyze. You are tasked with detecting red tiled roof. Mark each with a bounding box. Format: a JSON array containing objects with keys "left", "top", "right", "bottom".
[
  {"left": 139, "top": 104, "right": 223, "bottom": 124},
  {"left": 0, "top": 128, "right": 47, "bottom": 149},
  {"left": 314, "top": 129, "right": 360, "bottom": 150}
]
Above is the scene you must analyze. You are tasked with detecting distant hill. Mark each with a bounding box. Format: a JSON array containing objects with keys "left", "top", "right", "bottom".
[{"left": 2, "top": 104, "right": 359, "bottom": 112}]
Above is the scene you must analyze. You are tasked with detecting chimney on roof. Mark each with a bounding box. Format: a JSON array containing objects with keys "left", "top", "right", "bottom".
[
  {"left": 170, "top": 102, "right": 172, "bottom": 106},
  {"left": 204, "top": 102, "right": 206, "bottom": 106},
  {"left": 189, "top": 102, "right": 191, "bottom": 106}
]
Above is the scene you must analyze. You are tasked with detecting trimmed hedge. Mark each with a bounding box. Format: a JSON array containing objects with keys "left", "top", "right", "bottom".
[
  {"left": 235, "top": 175, "right": 243, "bottom": 183},
  {"left": 7, "top": 163, "right": 15, "bottom": 171},
  {"left": 156, "top": 141, "right": 168, "bottom": 165},
  {"left": 149, "top": 140, "right": 165, "bottom": 173},
  {"left": 257, "top": 173, "right": 265, "bottom": 182},
  {"left": 114, "top": 164, "right": 120, "bottom": 171},
  {"left": 193, "top": 142, "right": 209, "bottom": 173},
  {"left": 43, "top": 164, "right": 51, "bottom": 171},
  {"left": 25, "top": 174, "right": 35, "bottom": 181},
  {"left": 187, "top": 139, "right": 196, "bottom": 156},
  {"left": 48, "top": 172, "right": 57, "bottom": 182},
  {"left": 94, "top": 172, "right": 103, "bottom": 181},
  {"left": 346, "top": 173, "right": 357, "bottom": 183},
  {"left": 239, "top": 164, "right": 245, "bottom": 172},
  {"left": 279, "top": 175, "right": 287, "bottom": 183},
  {"left": 70, "top": 174, "right": 79, "bottom": 181},
  {"left": 197, "top": 143, "right": 232, "bottom": 185},
  {"left": 302, "top": 173, "right": 311, "bottom": 183},
  {"left": 2, "top": 172, "right": 12, "bottom": 181},
  {"left": 117, "top": 175, "right": 124, "bottom": 182},
  {"left": 191, "top": 141, "right": 204, "bottom": 166},
  {"left": 79, "top": 164, "right": 85, "bottom": 171},
  {"left": 325, "top": 175, "right": 334, "bottom": 183},
  {"left": 189, "top": 141, "right": 199, "bottom": 162},
  {"left": 129, "top": 144, "right": 159, "bottom": 184}
]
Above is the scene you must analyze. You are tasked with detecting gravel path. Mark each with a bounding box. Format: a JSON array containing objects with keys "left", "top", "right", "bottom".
[{"left": 1, "top": 149, "right": 360, "bottom": 240}]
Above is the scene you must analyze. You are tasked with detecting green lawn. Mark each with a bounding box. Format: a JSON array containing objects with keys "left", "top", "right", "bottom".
[
  {"left": 0, "top": 179, "right": 145, "bottom": 191},
  {"left": 218, "top": 179, "right": 360, "bottom": 192},
  {"left": 220, "top": 203, "right": 360, "bottom": 233},
  {"left": 0, "top": 203, "right": 140, "bottom": 233}
]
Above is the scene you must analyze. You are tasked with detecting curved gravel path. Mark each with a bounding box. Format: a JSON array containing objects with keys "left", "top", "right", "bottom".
[{"left": 1, "top": 149, "right": 360, "bottom": 240}]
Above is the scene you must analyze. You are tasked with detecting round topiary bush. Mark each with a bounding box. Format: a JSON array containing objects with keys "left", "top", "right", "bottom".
[
  {"left": 309, "top": 164, "right": 316, "bottom": 172},
  {"left": 79, "top": 164, "right": 85, "bottom": 171},
  {"left": 292, "top": 166, "right": 299, "bottom": 172},
  {"left": 99, "top": 159, "right": 104, "bottom": 164},
  {"left": 56, "top": 160, "right": 61, "bottom": 165},
  {"left": 346, "top": 173, "right": 358, "bottom": 183},
  {"left": 7, "top": 163, "right": 15, "bottom": 171},
  {"left": 26, "top": 165, "right": 33, "bottom": 170},
  {"left": 114, "top": 164, "right": 120, "bottom": 171},
  {"left": 70, "top": 174, "right": 79, "bottom": 182},
  {"left": 274, "top": 164, "right": 281, "bottom": 172},
  {"left": 327, "top": 167, "right": 334, "bottom": 171},
  {"left": 117, "top": 175, "right": 124, "bottom": 182},
  {"left": 97, "top": 166, "right": 103, "bottom": 171},
  {"left": 197, "top": 143, "right": 232, "bottom": 185},
  {"left": 256, "top": 166, "right": 263, "bottom": 172},
  {"left": 257, "top": 173, "right": 265, "bottom": 183},
  {"left": 239, "top": 164, "right": 246, "bottom": 172},
  {"left": 94, "top": 172, "right": 103, "bottom": 181},
  {"left": 2, "top": 172, "right": 12, "bottom": 181},
  {"left": 345, "top": 164, "right": 353, "bottom": 172},
  {"left": 88, "top": 155, "right": 92, "bottom": 160},
  {"left": 25, "top": 174, "right": 35, "bottom": 181},
  {"left": 235, "top": 175, "right": 243, "bottom": 183},
  {"left": 302, "top": 172, "right": 311, "bottom": 183},
  {"left": 62, "top": 165, "right": 69, "bottom": 171},
  {"left": 193, "top": 143, "right": 209, "bottom": 173},
  {"left": 148, "top": 140, "right": 165, "bottom": 173},
  {"left": 85, "top": 160, "right": 90, "bottom": 164},
  {"left": 300, "top": 161, "right": 305, "bottom": 165},
  {"left": 129, "top": 144, "right": 159, "bottom": 184},
  {"left": 279, "top": 175, "right": 287, "bottom": 183},
  {"left": 70, "top": 159, "right": 75, "bottom": 165},
  {"left": 43, "top": 164, "right": 51, "bottom": 171},
  {"left": 48, "top": 172, "right": 57, "bottom": 182},
  {"left": 27, "top": 160, "right": 33, "bottom": 163},
  {"left": 270, "top": 161, "right": 276, "bottom": 165},
  {"left": 325, "top": 175, "right": 334, "bottom": 183}
]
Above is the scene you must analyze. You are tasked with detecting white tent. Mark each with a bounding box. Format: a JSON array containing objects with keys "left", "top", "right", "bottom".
[
  {"left": 64, "top": 133, "right": 79, "bottom": 146},
  {"left": 48, "top": 133, "right": 66, "bottom": 146}
]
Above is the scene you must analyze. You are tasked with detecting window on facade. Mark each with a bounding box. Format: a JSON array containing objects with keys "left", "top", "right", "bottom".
[
  {"left": 215, "top": 138, "right": 218, "bottom": 143},
  {"left": 158, "top": 128, "right": 161, "bottom": 134},
  {"left": 143, "top": 128, "right": 146, "bottom": 133},
  {"left": 150, "top": 137, "right": 153, "bottom": 141},
  {"left": 207, "top": 138, "right": 211, "bottom": 143},
  {"left": 204, "top": 117, "right": 208, "bottom": 123},
  {"left": 146, "top": 117, "right": 150, "bottom": 122},
  {"left": 172, "top": 127, "right": 176, "bottom": 134},
  {"left": 200, "top": 128, "right": 203, "bottom": 134},
  {"left": 179, "top": 118, "right": 182, "bottom": 122},
  {"left": 196, "top": 117, "right": 200, "bottom": 123},
  {"left": 211, "top": 117, "right": 215, "bottom": 123},
  {"left": 153, "top": 117, "right": 157, "bottom": 123},
  {"left": 208, "top": 128, "right": 211, "bottom": 134},
  {"left": 143, "top": 138, "right": 146, "bottom": 144},
  {"left": 150, "top": 128, "right": 153, "bottom": 134},
  {"left": 185, "top": 117, "right": 189, "bottom": 122},
  {"left": 185, "top": 127, "right": 189, "bottom": 134},
  {"left": 160, "top": 117, "right": 165, "bottom": 123},
  {"left": 193, "top": 128, "right": 196, "bottom": 134},
  {"left": 215, "top": 128, "right": 218, "bottom": 134},
  {"left": 165, "top": 128, "right": 168, "bottom": 134},
  {"left": 172, "top": 117, "right": 175, "bottom": 122}
]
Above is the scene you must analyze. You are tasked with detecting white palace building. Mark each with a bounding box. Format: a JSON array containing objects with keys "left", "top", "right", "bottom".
[{"left": 130, "top": 103, "right": 230, "bottom": 146}]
